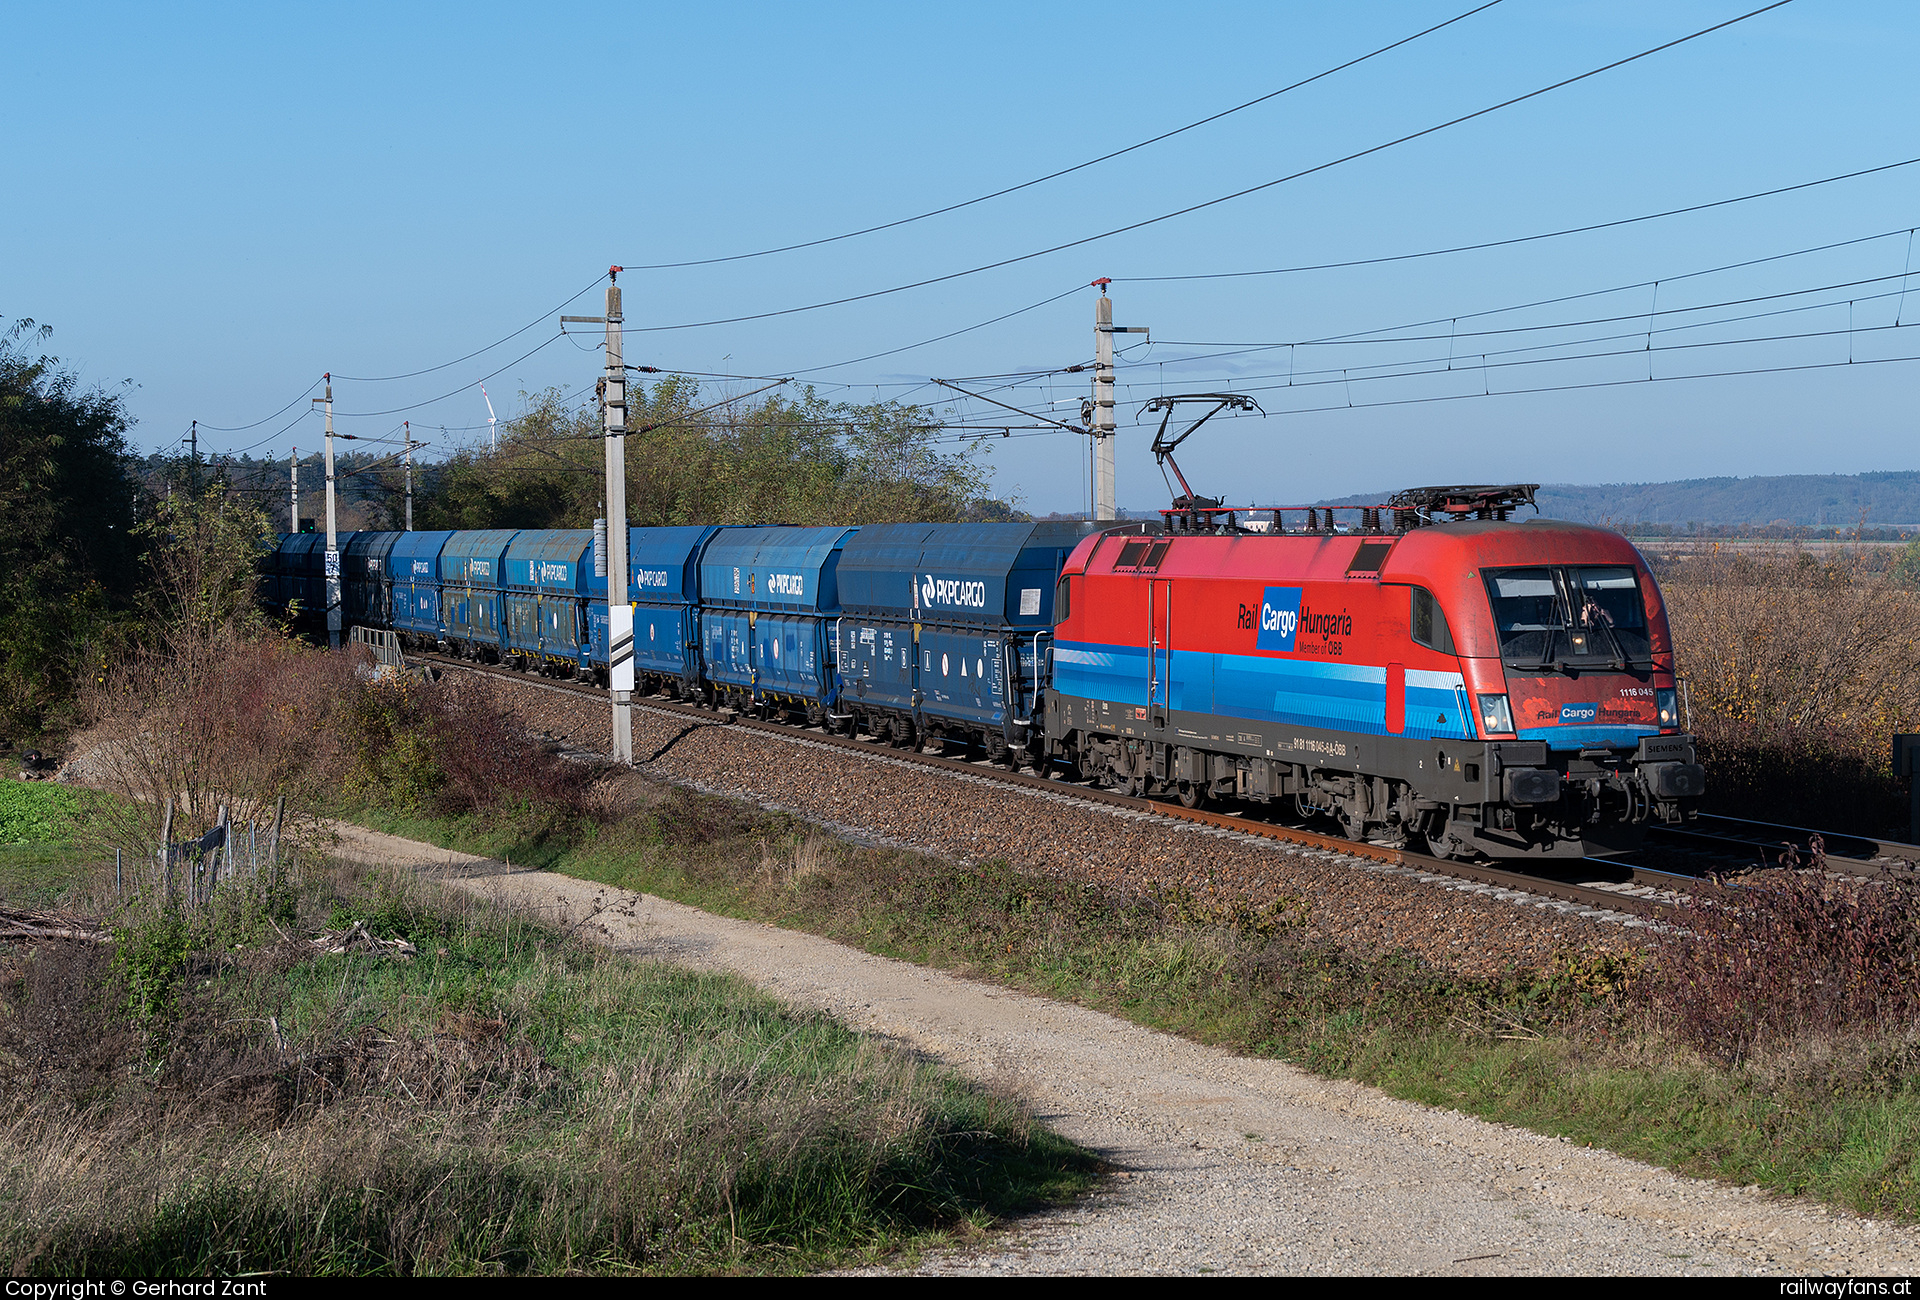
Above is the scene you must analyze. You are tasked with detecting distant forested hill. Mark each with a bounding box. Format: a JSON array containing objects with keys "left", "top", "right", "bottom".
[{"left": 1319, "top": 472, "right": 1920, "bottom": 527}]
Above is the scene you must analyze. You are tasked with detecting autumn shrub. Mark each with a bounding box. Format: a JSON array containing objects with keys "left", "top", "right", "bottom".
[
  {"left": 1635, "top": 867, "right": 1920, "bottom": 1063},
  {"left": 1663, "top": 544, "right": 1920, "bottom": 832},
  {"left": 71, "top": 631, "right": 364, "bottom": 877},
  {"left": 337, "top": 673, "right": 606, "bottom": 821}
]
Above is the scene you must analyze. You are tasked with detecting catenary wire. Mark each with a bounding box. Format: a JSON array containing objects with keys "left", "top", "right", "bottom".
[
  {"left": 332, "top": 274, "right": 608, "bottom": 382},
  {"left": 621, "top": 2, "right": 1795, "bottom": 335},
  {"left": 621, "top": 2, "right": 1505, "bottom": 270},
  {"left": 1140, "top": 226, "right": 1920, "bottom": 362},
  {"left": 331, "top": 333, "right": 567, "bottom": 418},
  {"left": 1118, "top": 158, "right": 1920, "bottom": 283}
]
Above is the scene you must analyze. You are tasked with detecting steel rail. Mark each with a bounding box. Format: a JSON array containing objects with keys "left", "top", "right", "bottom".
[{"left": 1644, "top": 821, "right": 1919, "bottom": 883}]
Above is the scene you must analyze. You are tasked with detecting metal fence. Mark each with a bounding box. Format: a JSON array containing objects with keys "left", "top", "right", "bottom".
[{"left": 349, "top": 625, "right": 404, "bottom": 674}]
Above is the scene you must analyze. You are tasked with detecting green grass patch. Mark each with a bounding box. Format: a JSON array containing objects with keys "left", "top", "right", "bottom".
[
  {"left": 336, "top": 780, "right": 1920, "bottom": 1223},
  {"left": 0, "top": 843, "right": 99, "bottom": 907},
  {"left": 0, "top": 784, "right": 144, "bottom": 907},
  {"left": 0, "top": 853, "right": 1095, "bottom": 1275},
  {"left": 0, "top": 783, "right": 80, "bottom": 845}
]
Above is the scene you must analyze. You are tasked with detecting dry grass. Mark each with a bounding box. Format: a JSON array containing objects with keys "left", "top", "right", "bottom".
[
  {"left": 0, "top": 861, "right": 1092, "bottom": 1275},
  {"left": 1662, "top": 544, "right": 1920, "bottom": 831}
]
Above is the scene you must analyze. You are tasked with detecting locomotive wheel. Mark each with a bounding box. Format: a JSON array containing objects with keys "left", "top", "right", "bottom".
[{"left": 1176, "top": 780, "right": 1207, "bottom": 809}]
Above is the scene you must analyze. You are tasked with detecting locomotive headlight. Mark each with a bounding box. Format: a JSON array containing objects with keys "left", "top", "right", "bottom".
[
  {"left": 1477, "top": 693, "right": 1515, "bottom": 735},
  {"left": 1657, "top": 688, "right": 1679, "bottom": 729}
]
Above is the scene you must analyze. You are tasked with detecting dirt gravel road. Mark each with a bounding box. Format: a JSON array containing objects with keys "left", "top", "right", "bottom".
[{"left": 334, "top": 821, "right": 1920, "bottom": 1276}]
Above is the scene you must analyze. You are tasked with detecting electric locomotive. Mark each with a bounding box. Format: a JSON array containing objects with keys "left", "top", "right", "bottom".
[{"left": 1042, "top": 484, "right": 1703, "bottom": 859}]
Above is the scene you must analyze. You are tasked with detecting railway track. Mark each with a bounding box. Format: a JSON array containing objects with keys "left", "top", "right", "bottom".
[
  {"left": 1642, "top": 814, "right": 1920, "bottom": 882},
  {"left": 416, "top": 653, "right": 1678, "bottom": 923}
]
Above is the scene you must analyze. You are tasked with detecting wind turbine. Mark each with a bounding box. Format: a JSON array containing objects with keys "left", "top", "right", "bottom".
[{"left": 481, "top": 385, "right": 499, "bottom": 452}]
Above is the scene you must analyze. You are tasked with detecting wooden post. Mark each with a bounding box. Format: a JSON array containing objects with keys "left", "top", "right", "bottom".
[
  {"left": 160, "top": 797, "right": 174, "bottom": 908},
  {"left": 268, "top": 795, "right": 286, "bottom": 885}
]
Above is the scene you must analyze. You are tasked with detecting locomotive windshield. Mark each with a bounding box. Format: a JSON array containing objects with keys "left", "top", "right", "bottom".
[{"left": 1482, "top": 566, "right": 1651, "bottom": 669}]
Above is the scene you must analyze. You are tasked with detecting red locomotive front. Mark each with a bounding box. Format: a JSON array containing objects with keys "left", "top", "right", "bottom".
[{"left": 1042, "top": 486, "right": 1702, "bottom": 860}]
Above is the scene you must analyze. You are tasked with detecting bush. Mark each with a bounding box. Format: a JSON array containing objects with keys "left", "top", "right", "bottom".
[
  {"left": 73, "top": 632, "right": 363, "bottom": 877},
  {"left": 1664, "top": 544, "right": 1920, "bottom": 832},
  {"left": 1637, "top": 868, "right": 1920, "bottom": 1062},
  {"left": 338, "top": 673, "right": 607, "bottom": 821}
]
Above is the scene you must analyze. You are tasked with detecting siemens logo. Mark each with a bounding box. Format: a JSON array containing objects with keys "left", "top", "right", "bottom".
[
  {"left": 766, "top": 572, "right": 805, "bottom": 596},
  {"left": 538, "top": 561, "right": 570, "bottom": 582},
  {"left": 1253, "top": 587, "right": 1303, "bottom": 652},
  {"left": 920, "top": 575, "right": 988, "bottom": 609},
  {"left": 636, "top": 568, "right": 671, "bottom": 589}
]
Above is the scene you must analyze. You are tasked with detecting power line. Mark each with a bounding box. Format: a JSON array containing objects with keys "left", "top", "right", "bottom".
[
  {"left": 196, "top": 376, "right": 323, "bottom": 432},
  {"left": 1141, "top": 226, "right": 1920, "bottom": 361},
  {"left": 331, "top": 333, "right": 567, "bottom": 418},
  {"left": 332, "top": 274, "right": 608, "bottom": 382},
  {"left": 1119, "top": 158, "right": 1920, "bottom": 284},
  {"left": 621, "top": 2, "right": 1505, "bottom": 271},
  {"left": 624, "top": 2, "right": 1794, "bottom": 336},
  {"left": 997, "top": 348, "right": 1920, "bottom": 441},
  {"left": 1142, "top": 269, "right": 1918, "bottom": 361},
  {"left": 784, "top": 284, "right": 1085, "bottom": 376},
  {"left": 1124, "top": 283, "right": 1915, "bottom": 390},
  {"left": 1166, "top": 317, "right": 1918, "bottom": 403}
]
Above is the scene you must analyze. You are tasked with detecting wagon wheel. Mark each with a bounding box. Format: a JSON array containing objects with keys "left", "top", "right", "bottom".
[
  {"left": 1177, "top": 780, "right": 1208, "bottom": 810},
  {"left": 1426, "top": 823, "right": 1467, "bottom": 860}
]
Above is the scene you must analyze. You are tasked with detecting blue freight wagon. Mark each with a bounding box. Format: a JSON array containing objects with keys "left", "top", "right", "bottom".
[
  {"left": 629, "top": 525, "right": 728, "bottom": 697},
  {"left": 269, "top": 531, "right": 359, "bottom": 637},
  {"left": 697, "top": 526, "right": 855, "bottom": 721},
  {"left": 342, "top": 531, "right": 399, "bottom": 631},
  {"left": 836, "top": 521, "right": 1097, "bottom": 757},
  {"left": 388, "top": 531, "right": 454, "bottom": 646},
  {"left": 503, "top": 530, "right": 598, "bottom": 676},
  {"left": 439, "top": 529, "right": 517, "bottom": 660}
]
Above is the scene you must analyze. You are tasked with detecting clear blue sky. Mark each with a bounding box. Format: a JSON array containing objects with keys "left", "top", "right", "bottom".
[{"left": 6, "top": 1, "right": 1917, "bottom": 514}]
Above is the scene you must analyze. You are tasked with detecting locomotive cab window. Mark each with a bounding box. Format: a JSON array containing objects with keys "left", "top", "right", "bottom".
[
  {"left": 1054, "top": 575, "right": 1071, "bottom": 622},
  {"left": 1114, "top": 541, "right": 1150, "bottom": 568},
  {"left": 1410, "top": 587, "right": 1456, "bottom": 654},
  {"left": 1482, "top": 566, "right": 1651, "bottom": 667}
]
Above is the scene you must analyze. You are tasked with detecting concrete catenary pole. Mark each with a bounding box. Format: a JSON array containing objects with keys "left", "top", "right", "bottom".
[
  {"left": 403, "top": 421, "right": 413, "bottom": 531},
  {"left": 313, "top": 375, "right": 340, "bottom": 649},
  {"left": 1090, "top": 282, "right": 1147, "bottom": 521},
  {"left": 290, "top": 445, "right": 298, "bottom": 533},
  {"left": 563, "top": 269, "right": 633, "bottom": 763},
  {"left": 604, "top": 275, "right": 633, "bottom": 763},
  {"left": 1093, "top": 294, "right": 1115, "bottom": 520}
]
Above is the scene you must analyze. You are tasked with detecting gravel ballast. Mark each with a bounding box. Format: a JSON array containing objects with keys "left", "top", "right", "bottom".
[{"left": 470, "top": 670, "right": 1635, "bottom": 976}]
